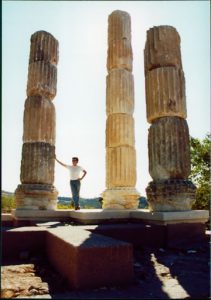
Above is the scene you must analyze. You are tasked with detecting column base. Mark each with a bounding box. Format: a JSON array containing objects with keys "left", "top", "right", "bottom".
[
  {"left": 15, "top": 183, "right": 58, "bottom": 210},
  {"left": 146, "top": 179, "right": 196, "bottom": 211},
  {"left": 101, "top": 187, "right": 140, "bottom": 209}
]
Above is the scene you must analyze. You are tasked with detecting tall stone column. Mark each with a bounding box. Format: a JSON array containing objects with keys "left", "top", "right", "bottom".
[
  {"left": 102, "top": 10, "right": 140, "bottom": 209},
  {"left": 144, "top": 26, "right": 196, "bottom": 211},
  {"left": 15, "top": 31, "right": 59, "bottom": 210}
]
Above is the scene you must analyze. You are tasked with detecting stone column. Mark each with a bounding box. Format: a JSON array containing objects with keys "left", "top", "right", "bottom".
[
  {"left": 144, "top": 26, "right": 196, "bottom": 211},
  {"left": 102, "top": 10, "right": 140, "bottom": 209},
  {"left": 15, "top": 31, "right": 59, "bottom": 210}
]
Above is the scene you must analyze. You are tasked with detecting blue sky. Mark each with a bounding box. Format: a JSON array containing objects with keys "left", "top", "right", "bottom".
[{"left": 2, "top": 1, "right": 210, "bottom": 198}]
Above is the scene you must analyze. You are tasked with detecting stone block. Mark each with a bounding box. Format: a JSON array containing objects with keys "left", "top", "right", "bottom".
[
  {"left": 46, "top": 227, "right": 134, "bottom": 289},
  {"left": 106, "top": 69, "right": 134, "bottom": 115},
  {"left": 144, "top": 25, "right": 182, "bottom": 73},
  {"left": 146, "top": 179, "right": 196, "bottom": 211},
  {"left": 107, "top": 39, "right": 132, "bottom": 71},
  {"left": 29, "top": 31, "right": 58, "bottom": 65},
  {"left": 20, "top": 142, "right": 55, "bottom": 184},
  {"left": 102, "top": 188, "right": 139, "bottom": 209},
  {"left": 148, "top": 117, "right": 191, "bottom": 180},
  {"left": 2, "top": 227, "right": 46, "bottom": 260},
  {"left": 14, "top": 183, "right": 58, "bottom": 210},
  {"left": 106, "top": 146, "right": 137, "bottom": 188},
  {"left": 108, "top": 10, "right": 131, "bottom": 42},
  {"left": 27, "top": 61, "right": 57, "bottom": 100},
  {"left": 145, "top": 67, "right": 186, "bottom": 122},
  {"left": 23, "top": 96, "right": 55, "bottom": 145},
  {"left": 106, "top": 114, "right": 135, "bottom": 147}
]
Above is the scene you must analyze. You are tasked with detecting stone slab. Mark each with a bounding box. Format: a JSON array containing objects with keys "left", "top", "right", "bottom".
[
  {"left": 7, "top": 209, "right": 209, "bottom": 226},
  {"left": 46, "top": 226, "right": 134, "bottom": 289},
  {"left": 130, "top": 209, "right": 209, "bottom": 224},
  {"left": 69, "top": 209, "right": 135, "bottom": 224}
]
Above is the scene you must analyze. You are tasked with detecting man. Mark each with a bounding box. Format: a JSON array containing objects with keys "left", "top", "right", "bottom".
[{"left": 55, "top": 156, "right": 87, "bottom": 210}]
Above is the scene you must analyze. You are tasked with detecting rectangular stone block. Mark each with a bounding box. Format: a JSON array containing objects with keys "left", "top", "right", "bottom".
[
  {"left": 23, "top": 96, "right": 55, "bottom": 145},
  {"left": 106, "top": 69, "right": 134, "bottom": 115},
  {"left": 106, "top": 146, "right": 137, "bottom": 188},
  {"left": 145, "top": 67, "right": 186, "bottom": 123},
  {"left": 108, "top": 10, "right": 131, "bottom": 42},
  {"left": 107, "top": 39, "right": 132, "bottom": 72},
  {"left": 148, "top": 116, "right": 190, "bottom": 180},
  {"left": 46, "top": 227, "right": 134, "bottom": 289},
  {"left": 144, "top": 25, "right": 182, "bottom": 74},
  {"left": 27, "top": 61, "right": 57, "bottom": 100},
  {"left": 106, "top": 114, "right": 135, "bottom": 147},
  {"left": 29, "top": 31, "right": 58, "bottom": 65},
  {"left": 20, "top": 142, "right": 55, "bottom": 184}
]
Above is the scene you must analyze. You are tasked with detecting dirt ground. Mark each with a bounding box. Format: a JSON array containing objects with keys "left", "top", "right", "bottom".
[{"left": 2, "top": 231, "right": 210, "bottom": 299}]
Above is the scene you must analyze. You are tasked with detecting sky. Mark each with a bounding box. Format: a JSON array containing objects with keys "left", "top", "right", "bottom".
[{"left": 2, "top": 0, "right": 210, "bottom": 198}]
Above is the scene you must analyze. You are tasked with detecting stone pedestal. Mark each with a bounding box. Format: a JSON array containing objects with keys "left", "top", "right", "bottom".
[
  {"left": 144, "top": 26, "right": 196, "bottom": 211},
  {"left": 102, "top": 10, "right": 139, "bottom": 209},
  {"left": 15, "top": 31, "right": 59, "bottom": 211}
]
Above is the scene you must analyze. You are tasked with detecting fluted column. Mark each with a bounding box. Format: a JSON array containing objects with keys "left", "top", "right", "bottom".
[
  {"left": 102, "top": 10, "right": 140, "bottom": 209},
  {"left": 15, "top": 31, "right": 59, "bottom": 210},
  {"left": 144, "top": 26, "right": 196, "bottom": 211}
]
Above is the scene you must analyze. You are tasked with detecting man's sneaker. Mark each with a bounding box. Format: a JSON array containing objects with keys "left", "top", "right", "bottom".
[{"left": 75, "top": 206, "right": 80, "bottom": 210}]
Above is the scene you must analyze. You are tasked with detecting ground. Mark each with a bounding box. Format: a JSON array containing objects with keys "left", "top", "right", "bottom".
[{"left": 2, "top": 231, "right": 210, "bottom": 299}]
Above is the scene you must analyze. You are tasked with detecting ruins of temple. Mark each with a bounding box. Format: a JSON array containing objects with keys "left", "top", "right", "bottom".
[
  {"left": 101, "top": 10, "right": 140, "bottom": 209},
  {"left": 14, "top": 31, "right": 59, "bottom": 210},
  {"left": 144, "top": 26, "right": 196, "bottom": 211}
]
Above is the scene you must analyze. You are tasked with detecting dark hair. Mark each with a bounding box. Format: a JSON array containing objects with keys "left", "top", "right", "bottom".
[{"left": 72, "top": 157, "right": 79, "bottom": 162}]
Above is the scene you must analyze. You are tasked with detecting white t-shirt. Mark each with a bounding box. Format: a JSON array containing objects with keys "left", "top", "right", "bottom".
[{"left": 66, "top": 165, "right": 85, "bottom": 180}]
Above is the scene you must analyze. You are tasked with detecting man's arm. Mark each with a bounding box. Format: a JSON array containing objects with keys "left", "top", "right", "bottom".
[
  {"left": 79, "top": 170, "right": 87, "bottom": 180},
  {"left": 55, "top": 155, "right": 68, "bottom": 168}
]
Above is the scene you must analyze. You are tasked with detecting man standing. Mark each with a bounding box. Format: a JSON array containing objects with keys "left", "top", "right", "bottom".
[{"left": 55, "top": 156, "right": 87, "bottom": 210}]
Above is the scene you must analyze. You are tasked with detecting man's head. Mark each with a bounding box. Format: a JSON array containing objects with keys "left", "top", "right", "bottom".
[{"left": 72, "top": 157, "right": 79, "bottom": 166}]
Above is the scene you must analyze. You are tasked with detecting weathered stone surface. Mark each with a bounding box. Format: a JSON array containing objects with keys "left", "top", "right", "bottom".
[
  {"left": 1, "top": 264, "right": 49, "bottom": 298},
  {"left": 106, "top": 69, "right": 134, "bottom": 115},
  {"left": 148, "top": 117, "right": 191, "bottom": 180},
  {"left": 107, "top": 39, "right": 133, "bottom": 71},
  {"left": 106, "top": 114, "right": 135, "bottom": 147},
  {"left": 106, "top": 146, "right": 137, "bottom": 188},
  {"left": 108, "top": 10, "right": 131, "bottom": 42},
  {"left": 23, "top": 96, "right": 55, "bottom": 145},
  {"left": 15, "top": 183, "right": 58, "bottom": 210},
  {"left": 144, "top": 26, "right": 182, "bottom": 74},
  {"left": 20, "top": 142, "right": 55, "bottom": 184},
  {"left": 27, "top": 61, "right": 57, "bottom": 100},
  {"left": 145, "top": 67, "right": 186, "bottom": 123},
  {"left": 102, "top": 188, "right": 139, "bottom": 209},
  {"left": 146, "top": 179, "right": 196, "bottom": 211},
  {"left": 104, "top": 11, "right": 139, "bottom": 208},
  {"left": 29, "top": 30, "right": 58, "bottom": 65}
]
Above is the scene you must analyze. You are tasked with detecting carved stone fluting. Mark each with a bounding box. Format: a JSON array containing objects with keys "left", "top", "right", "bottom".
[
  {"left": 29, "top": 31, "right": 59, "bottom": 65},
  {"left": 144, "top": 25, "right": 196, "bottom": 211},
  {"left": 102, "top": 10, "right": 139, "bottom": 209},
  {"left": 144, "top": 25, "right": 182, "bottom": 74},
  {"left": 106, "top": 114, "right": 135, "bottom": 148},
  {"left": 23, "top": 96, "right": 55, "bottom": 145},
  {"left": 145, "top": 67, "right": 186, "bottom": 123},
  {"left": 27, "top": 61, "right": 57, "bottom": 100},
  {"left": 107, "top": 39, "right": 133, "bottom": 71},
  {"left": 15, "top": 31, "right": 58, "bottom": 211},
  {"left": 148, "top": 117, "right": 191, "bottom": 180},
  {"left": 108, "top": 10, "right": 131, "bottom": 42},
  {"left": 106, "top": 146, "right": 137, "bottom": 188},
  {"left": 20, "top": 142, "right": 55, "bottom": 184},
  {"left": 106, "top": 69, "right": 134, "bottom": 115}
]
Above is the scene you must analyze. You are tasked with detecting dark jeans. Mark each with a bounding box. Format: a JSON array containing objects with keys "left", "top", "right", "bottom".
[{"left": 70, "top": 180, "right": 81, "bottom": 208}]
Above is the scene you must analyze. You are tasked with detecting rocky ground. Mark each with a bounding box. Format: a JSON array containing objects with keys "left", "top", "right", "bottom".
[{"left": 2, "top": 232, "right": 210, "bottom": 299}]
